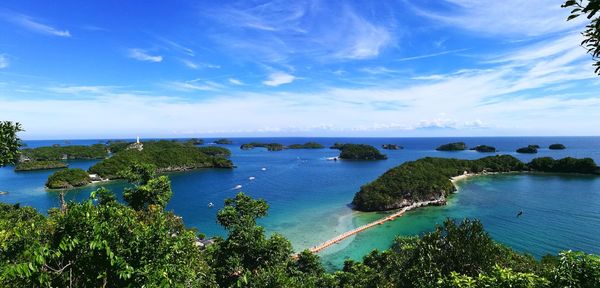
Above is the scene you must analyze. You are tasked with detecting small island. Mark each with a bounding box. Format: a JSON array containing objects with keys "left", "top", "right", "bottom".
[
  {"left": 338, "top": 144, "right": 387, "bottom": 160},
  {"left": 15, "top": 160, "right": 68, "bottom": 171},
  {"left": 381, "top": 144, "right": 403, "bottom": 150},
  {"left": 240, "top": 142, "right": 284, "bottom": 151},
  {"left": 214, "top": 138, "right": 233, "bottom": 145},
  {"left": 187, "top": 138, "right": 204, "bottom": 145},
  {"left": 20, "top": 144, "right": 108, "bottom": 161},
  {"left": 516, "top": 145, "right": 538, "bottom": 154},
  {"left": 88, "top": 140, "right": 233, "bottom": 180},
  {"left": 436, "top": 142, "right": 467, "bottom": 151},
  {"left": 470, "top": 145, "right": 496, "bottom": 153},
  {"left": 287, "top": 142, "right": 324, "bottom": 149},
  {"left": 352, "top": 156, "right": 600, "bottom": 212},
  {"left": 46, "top": 168, "right": 91, "bottom": 189},
  {"left": 330, "top": 142, "right": 346, "bottom": 150},
  {"left": 549, "top": 143, "right": 566, "bottom": 150}
]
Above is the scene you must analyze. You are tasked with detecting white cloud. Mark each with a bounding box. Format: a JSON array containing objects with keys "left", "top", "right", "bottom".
[
  {"left": 411, "top": 0, "right": 585, "bottom": 37},
  {"left": 1, "top": 11, "right": 70, "bottom": 37},
  {"left": 48, "top": 85, "right": 113, "bottom": 94},
  {"left": 228, "top": 78, "right": 243, "bottom": 85},
  {"left": 127, "top": 49, "right": 163, "bottom": 63},
  {"left": 263, "top": 72, "right": 295, "bottom": 86},
  {"left": 168, "top": 80, "right": 221, "bottom": 91},
  {"left": 0, "top": 54, "right": 9, "bottom": 69},
  {"left": 359, "top": 66, "right": 399, "bottom": 75}
]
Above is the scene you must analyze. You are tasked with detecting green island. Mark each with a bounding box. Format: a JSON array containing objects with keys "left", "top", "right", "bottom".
[
  {"left": 381, "top": 144, "right": 402, "bottom": 150},
  {"left": 88, "top": 140, "right": 233, "bottom": 179},
  {"left": 470, "top": 145, "right": 497, "bottom": 153},
  {"left": 240, "top": 142, "right": 285, "bottom": 151},
  {"left": 338, "top": 144, "right": 387, "bottom": 160},
  {"left": 214, "top": 138, "right": 233, "bottom": 144},
  {"left": 549, "top": 143, "right": 566, "bottom": 150},
  {"left": 287, "top": 142, "right": 324, "bottom": 149},
  {"left": 20, "top": 144, "right": 108, "bottom": 161},
  {"left": 436, "top": 142, "right": 467, "bottom": 151},
  {"left": 46, "top": 168, "right": 91, "bottom": 189},
  {"left": 352, "top": 155, "right": 600, "bottom": 212},
  {"left": 187, "top": 138, "right": 204, "bottom": 145},
  {"left": 517, "top": 145, "right": 538, "bottom": 154},
  {"left": 15, "top": 160, "right": 68, "bottom": 171}
]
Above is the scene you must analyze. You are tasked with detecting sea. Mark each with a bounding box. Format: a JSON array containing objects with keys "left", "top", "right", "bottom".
[{"left": 1, "top": 137, "right": 599, "bottom": 270}]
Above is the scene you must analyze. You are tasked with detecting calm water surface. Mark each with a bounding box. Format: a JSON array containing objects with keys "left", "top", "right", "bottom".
[{"left": 1, "top": 137, "right": 599, "bottom": 270}]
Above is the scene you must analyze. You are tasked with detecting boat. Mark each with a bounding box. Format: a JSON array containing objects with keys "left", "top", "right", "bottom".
[
  {"left": 233, "top": 184, "right": 242, "bottom": 190},
  {"left": 249, "top": 176, "right": 256, "bottom": 180},
  {"left": 261, "top": 167, "right": 267, "bottom": 171},
  {"left": 0, "top": 191, "right": 8, "bottom": 195},
  {"left": 208, "top": 202, "right": 214, "bottom": 208}
]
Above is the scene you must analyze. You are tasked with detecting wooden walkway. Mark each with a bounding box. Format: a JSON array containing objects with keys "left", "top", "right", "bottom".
[{"left": 295, "top": 198, "right": 445, "bottom": 256}]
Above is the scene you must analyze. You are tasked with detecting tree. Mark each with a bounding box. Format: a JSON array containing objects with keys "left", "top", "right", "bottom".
[
  {"left": 0, "top": 121, "right": 23, "bottom": 167},
  {"left": 563, "top": 0, "right": 600, "bottom": 75}
]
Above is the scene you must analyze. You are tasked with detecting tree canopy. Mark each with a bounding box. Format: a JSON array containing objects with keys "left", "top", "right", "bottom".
[
  {"left": 563, "top": 0, "right": 600, "bottom": 75},
  {"left": 0, "top": 121, "right": 23, "bottom": 167}
]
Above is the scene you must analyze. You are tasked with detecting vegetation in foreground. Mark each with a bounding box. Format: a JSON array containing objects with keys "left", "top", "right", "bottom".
[
  {"left": 436, "top": 142, "right": 467, "bottom": 151},
  {"left": 46, "top": 168, "right": 91, "bottom": 189},
  {"left": 338, "top": 144, "right": 387, "bottom": 160},
  {"left": 353, "top": 155, "right": 600, "bottom": 212},
  {"left": 88, "top": 140, "right": 233, "bottom": 179},
  {"left": 15, "top": 160, "right": 68, "bottom": 171}
]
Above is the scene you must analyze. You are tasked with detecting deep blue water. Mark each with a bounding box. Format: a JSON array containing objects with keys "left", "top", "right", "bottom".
[{"left": 1, "top": 137, "right": 600, "bottom": 270}]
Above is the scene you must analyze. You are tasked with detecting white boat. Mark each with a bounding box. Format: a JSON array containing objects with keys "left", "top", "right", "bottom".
[
  {"left": 233, "top": 184, "right": 242, "bottom": 190},
  {"left": 261, "top": 167, "right": 267, "bottom": 171},
  {"left": 208, "top": 202, "right": 214, "bottom": 208},
  {"left": 249, "top": 176, "right": 256, "bottom": 180}
]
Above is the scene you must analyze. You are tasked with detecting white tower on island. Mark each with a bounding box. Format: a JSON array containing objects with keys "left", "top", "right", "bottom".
[{"left": 136, "top": 136, "right": 140, "bottom": 144}]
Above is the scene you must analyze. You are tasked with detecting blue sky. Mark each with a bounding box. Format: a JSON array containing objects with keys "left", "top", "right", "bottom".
[{"left": 0, "top": 0, "right": 599, "bottom": 139}]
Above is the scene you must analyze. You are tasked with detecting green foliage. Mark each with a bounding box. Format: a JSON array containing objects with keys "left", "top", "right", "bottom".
[
  {"left": 14, "top": 160, "right": 68, "bottom": 171},
  {"left": 439, "top": 266, "right": 549, "bottom": 288},
  {"left": 549, "top": 143, "right": 566, "bottom": 150},
  {"left": 106, "top": 140, "right": 131, "bottom": 153},
  {"left": 214, "top": 138, "right": 233, "bottom": 144},
  {"left": 187, "top": 138, "right": 204, "bottom": 145},
  {"left": 240, "top": 142, "right": 285, "bottom": 151},
  {"left": 21, "top": 144, "right": 108, "bottom": 161},
  {"left": 197, "top": 146, "right": 232, "bottom": 156},
  {"left": 470, "top": 145, "right": 496, "bottom": 153},
  {"left": 330, "top": 142, "right": 347, "bottom": 150},
  {"left": 0, "top": 121, "right": 23, "bottom": 167},
  {"left": 339, "top": 144, "right": 387, "bottom": 160},
  {"left": 543, "top": 250, "right": 600, "bottom": 287},
  {"left": 563, "top": 0, "right": 600, "bottom": 75},
  {"left": 287, "top": 142, "right": 325, "bottom": 149},
  {"left": 46, "top": 168, "right": 91, "bottom": 189},
  {"left": 122, "top": 164, "right": 172, "bottom": 211},
  {"left": 529, "top": 157, "right": 600, "bottom": 174},
  {"left": 89, "top": 140, "right": 234, "bottom": 179},
  {"left": 436, "top": 142, "right": 467, "bottom": 151},
  {"left": 352, "top": 155, "right": 526, "bottom": 211},
  {"left": 0, "top": 193, "right": 214, "bottom": 287},
  {"left": 517, "top": 145, "right": 538, "bottom": 154}
]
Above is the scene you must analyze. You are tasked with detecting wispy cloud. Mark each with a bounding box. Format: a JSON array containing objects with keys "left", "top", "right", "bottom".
[
  {"left": 396, "top": 48, "right": 468, "bottom": 62},
  {"left": 180, "top": 59, "right": 220, "bottom": 69},
  {"left": 127, "top": 49, "right": 163, "bottom": 63},
  {"left": 410, "top": 0, "right": 584, "bottom": 37},
  {"left": 157, "top": 37, "right": 195, "bottom": 56},
  {"left": 0, "top": 54, "right": 9, "bottom": 69},
  {"left": 167, "top": 79, "right": 222, "bottom": 91},
  {"left": 229, "top": 78, "right": 243, "bottom": 85},
  {"left": 359, "top": 66, "right": 400, "bottom": 75},
  {"left": 263, "top": 72, "right": 295, "bottom": 86},
  {"left": 1, "top": 10, "right": 70, "bottom": 37}
]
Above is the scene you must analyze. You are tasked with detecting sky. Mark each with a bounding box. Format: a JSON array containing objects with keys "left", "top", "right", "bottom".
[{"left": 0, "top": 0, "right": 599, "bottom": 139}]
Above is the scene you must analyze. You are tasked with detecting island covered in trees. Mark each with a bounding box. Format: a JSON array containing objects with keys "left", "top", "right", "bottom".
[
  {"left": 20, "top": 144, "right": 108, "bottom": 161},
  {"left": 88, "top": 140, "right": 233, "bottom": 180},
  {"left": 337, "top": 144, "right": 387, "bottom": 160},
  {"left": 46, "top": 168, "right": 91, "bottom": 189},
  {"left": 381, "top": 144, "right": 402, "bottom": 150},
  {"left": 287, "top": 142, "right": 324, "bottom": 149},
  {"left": 470, "top": 145, "right": 496, "bottom": 153},
  {"left": 15, "top": 160, "right": 68, "bottom": 171},
  {"left": 214, "top": 138, "right": 233, "bottom": 144},
  {"left": 352, "top": 155, "right": 600, "bottom": 211},
  {"left": 516, "top": 145, "right": 539, "bottom": 154},
  {"left": 240, "top": 142, "right": 285, "bottom": 151},
  {"left": 436, "top": 142, "right": 467, "bottom": 151},
  {"left": 549, "top": 143, "right": 566, "bottom": 150}
]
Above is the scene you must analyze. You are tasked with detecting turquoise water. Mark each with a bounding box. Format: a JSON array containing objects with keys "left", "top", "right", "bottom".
[{"left": 2, "top": 137, "right": 600, "bottom": 270}]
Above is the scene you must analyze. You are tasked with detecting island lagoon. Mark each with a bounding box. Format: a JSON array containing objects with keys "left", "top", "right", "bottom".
[{"left": 1, "top": 136, "right": 600, "bottom": 270}]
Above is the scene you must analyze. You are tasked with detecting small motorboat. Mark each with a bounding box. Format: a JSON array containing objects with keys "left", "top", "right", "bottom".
[
  {"left": 261, "top": 167, "right": 267, "bottom": 171},
  {"left": 249, "top": 176, "right": 256, "bottom": 180},
  {"left": 208, "top": 202, "right": 214, "bottom": 208},
  {"left": 233, "top": 185, "right": 242, "bottom": 190},
  {"left": 0, "top": 191, "right": 8, "bottom": 195}
]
